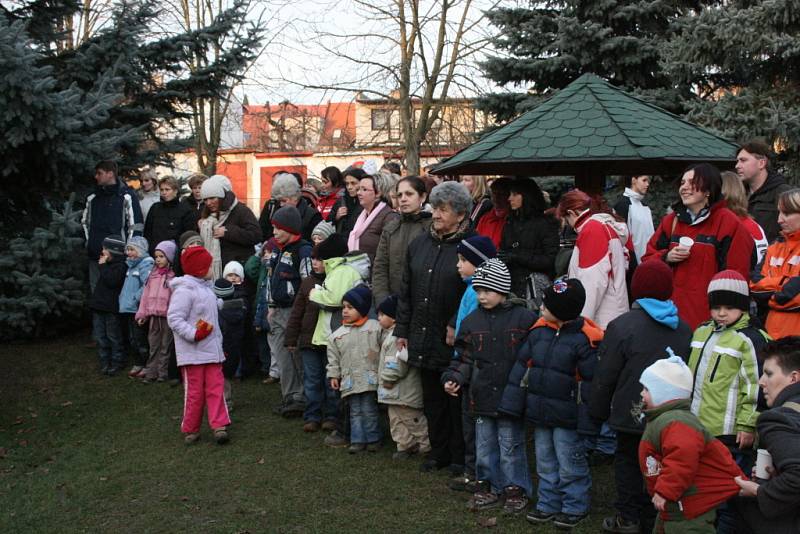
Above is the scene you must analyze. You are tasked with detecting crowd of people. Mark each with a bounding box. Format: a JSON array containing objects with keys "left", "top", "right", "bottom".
[{"left": 81, "top": 141, "right": 800, "bottom": 533}]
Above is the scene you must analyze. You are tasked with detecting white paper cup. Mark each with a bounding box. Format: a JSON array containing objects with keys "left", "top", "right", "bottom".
[
  {"left": 679, "top": 236, "right": 694, "bottom": 250},
  {"left": 755, "top": 448, "right": 773, "bottom": 480}
]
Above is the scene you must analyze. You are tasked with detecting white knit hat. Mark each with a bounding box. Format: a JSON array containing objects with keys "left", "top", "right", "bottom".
[
  {"left": 222, "top": 261, "right": 244, "bottom": 281},
  {"left": 201, "top": 175, "right": 227, "bottom": 199},
  {"left": 471, "top": 258, "right": 511, "bottom": 295},
  {"left": 640, "top": 354, "right": 693, "bottom": 406}
]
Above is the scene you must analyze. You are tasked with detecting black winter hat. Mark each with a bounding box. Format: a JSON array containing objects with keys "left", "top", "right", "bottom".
[
  {"left": 542, "top": 277, "right": 586, "bottom": 322},
  {"left": 343, "top": 284, "right": 372, "bottom": 318},
  {"left": 315, "top": 233, "right": 349, "bottom": 261},
  {"left": 102, "top": 236, "right": 127, "bottom": 258},
  {"left": 377, "top": 295, "right": 398, "bottom": 319},
  {"left": 457, "top": 235, "right": 497, "bottom": 268},
  {"left": 271, "top": 205, "right": 302, "bottom": 235},
  {"left": 213, "top": 278, "right": 234, "bottom": 299}
]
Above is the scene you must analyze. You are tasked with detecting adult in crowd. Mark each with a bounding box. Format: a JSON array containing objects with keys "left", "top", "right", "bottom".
[
  {"left": 590, "top": 260, "right": 692, "bottom": 534},
  {"left": 751, "top": 189, "right": 800, "bottom": 340},
  {"left": 644, "top": 163, "right": 754, "bottom": 329},
  {"left": 721, "top": 171, "right": 769, "bottom": 265},
  {"left": 736, "top": 140, "right": 793, "bottom": 243},
  {"left": 460, "top": 175, "right": 492, "bottom": 227},
  {"left": 328, "top": 167, "right": 366, "bottom": 239},
  {"left": 557, "top": 189, "right": 630, "bottom": 329},
  {"left": 372, "top": 175, "right": 432, "bottom": 306},
  {"left": 475, "top": 177, "right": 511, "bottom": 248},
  {"left": 182, "top": 173, "right": 207, "bottom": 222},
  {"left": 143, "top": 176, "right": 196, "bottom": 258},
  {"left": 316, "top": 166, "right": 343, "bottom": 221},
  {"left": 260, "top": 172, "right": 321, "bottom": 243},
  {"left": 346, "top": 174, "right": 396, "bottom": 267},
  {"left": 82, "top": 160, "right": 143, "bottom": 292},
  {"left": 137, "top": 168, "right": 160, "bottom": 222},
  {"left": 498, "top": 177, "right": 559, "bottom": 301},
  {"left": 734, "top": 336, "right": 800, "bottom": 534},
  {"left": 198, "top": 174, "right": 262, "bottom": 279},
  {"left": 613, "top": 175, "right": 654, "bottom": 262},
  {"left": 395, "top": 181, "right": 475, "bottom": 473}
]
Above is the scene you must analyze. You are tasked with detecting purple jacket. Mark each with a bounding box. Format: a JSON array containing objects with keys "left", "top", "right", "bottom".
[{"left": 167, "top": 275, "right": 225, "bottom": 366}]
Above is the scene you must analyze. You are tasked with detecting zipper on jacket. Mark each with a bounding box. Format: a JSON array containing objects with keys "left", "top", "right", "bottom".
[{"left": 708, "top": 354, "right": 722, "bottom": 383}]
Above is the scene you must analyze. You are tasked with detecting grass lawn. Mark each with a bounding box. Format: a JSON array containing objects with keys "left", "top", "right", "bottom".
[{"left": 0, "top": 333, "right": 615, "bottom": 533}]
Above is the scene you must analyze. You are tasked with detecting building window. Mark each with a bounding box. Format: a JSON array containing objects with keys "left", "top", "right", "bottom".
[{"left": 371, "top": 109, "right": 391, "bottom": 131}]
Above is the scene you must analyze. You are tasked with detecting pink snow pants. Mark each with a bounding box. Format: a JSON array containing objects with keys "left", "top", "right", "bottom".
[{"left": 181, "top": 363, "right": 231, "bottom": 434}]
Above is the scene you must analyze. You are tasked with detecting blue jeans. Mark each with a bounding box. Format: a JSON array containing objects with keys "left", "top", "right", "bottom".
[
  {"left": 534, "top": 426, "right": 591, "bottom": 515},
  {"left": 93, "top": 311, "right": 125, "bottom": 369},
  {"left": 585, "top": 421, "right": 617, "bottom": 455},
  {"left": 302, "top": 348, "right": 338, "bottom": 423},
  {"left": 717, "top": 444, "right": 755, "bottom": 534},
  {"left": 475, "top": 416, "right": 531, "bottom": 495},
  {"left": 349, "top": 392, "right": 381, "bottom": 445}
]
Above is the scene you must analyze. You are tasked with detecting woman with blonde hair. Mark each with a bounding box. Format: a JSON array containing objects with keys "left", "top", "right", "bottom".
[
  {"left": 460, "top": 175, "right": 492, "bottom": 226},
  {"left": 721, "top": 171, "right": 768, "bottom": 263}
]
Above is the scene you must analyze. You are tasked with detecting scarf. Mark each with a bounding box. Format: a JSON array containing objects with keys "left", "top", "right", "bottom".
[
  {"left": 198, "top": 198, "right": 238, "bottom": 279},
  {"left": 347, "top": 201, "right": 386, "bottom": 251},
  {"left": 343, "top": 315, "right": 369, "bottom": 327}
]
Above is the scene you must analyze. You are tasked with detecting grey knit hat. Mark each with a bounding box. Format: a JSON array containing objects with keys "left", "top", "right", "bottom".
[
  {"left": 271, "top": 206, "right": 302, "bottom": 235},
  {"left": 471, "top": 258, "right": 511, "bottom": 295},
  {"left": 311, "top": 220, "right": 335, "bottom": 241},
  {"left": 127, "top": 236, "right": 149, "bottom": 258}
]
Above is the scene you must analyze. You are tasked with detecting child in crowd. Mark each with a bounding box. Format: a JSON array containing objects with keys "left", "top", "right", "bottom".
[
  {"left": 119, "top": 236, "right": 154, "bottom": 377},
  {"left": 327, "top": 284, "right": 383, "bottom": 453},
  {"left": 222, "top": 260, "right": 249, "bottom": 380},
  {"left": 639, "top": 355, "right": 744, "bottom": 532},
  {"left": 450, "top": 235, "right": 497, "bottom": 493},
  {"left": 500, "top": 278, "right": 601, "bottom": 529},
  {"left": 90, "top": 237, "right": 128, "bottom": 376},
  {"left": 687, "top": 270, "right": 769, "bottom": 533},
  {"left": 213, "top": 278, "right": 247, "bottom": 410},
  {"left": 311, "top": 220, "right": 335, "bottom": 246},
  {"left": 285, "top": 245, "right": 338, "bottom": 432},
  {"left": 377, "top": 295, "right": 430, "bottom": 460},
  {"left": 134, "top": 240, "right": 176, "bottom": 382},
  {"left": 246, "top": 239, "right": 279, "bottom": 384},
  {"left": 167, "top": 246, "right": 230, "bottom": 445},
  {"left": 444, "top": 259, "right": 537, "bottom": 514}
]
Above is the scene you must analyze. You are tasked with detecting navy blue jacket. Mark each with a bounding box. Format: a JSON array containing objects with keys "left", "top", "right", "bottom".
[
  {"left": 498, "top": 317, "right": 599, "bottom": 434},
  {"left": 443, "top": 299, "right": 537, "bottom": 417},
  {"left": 82, "top": 180, "right": 144, "bottom": 260},
  {"left": 219, "top": 285, "right": 249, "bottom": 379}
]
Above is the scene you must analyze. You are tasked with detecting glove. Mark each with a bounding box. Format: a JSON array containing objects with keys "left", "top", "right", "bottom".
[{"left": 194, "top": 319, "right": 213, "bottom": 341}]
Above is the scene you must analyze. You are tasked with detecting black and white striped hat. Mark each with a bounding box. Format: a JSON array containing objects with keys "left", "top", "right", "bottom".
[{"left": 472, "top": 258, "right": 511, "bottom": 295}]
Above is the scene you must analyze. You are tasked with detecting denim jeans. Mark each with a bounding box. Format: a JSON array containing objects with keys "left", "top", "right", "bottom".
[
  {"left": 302, "top": 348, "right": 338, "bottom": 423},
  {"left": 534, "top": 426, "right": 591, "bottom": 515},
  {"left": 93, "top": 311, "right": 125, "bottom": 369},
  {"left": 122, "top": 313, "right": 149, "bottom": 367},
  {"left": 585, "top": 421, "right": 617, "bottom": 455},
  {"left": 349, "top": 392, "right": 381, "bottom": 445},
  {"left": 475, "top": 416, "right": 532, "bottom": 496},
  {"left": 716, "top": 444, "right": 755, "bottom": 534}
]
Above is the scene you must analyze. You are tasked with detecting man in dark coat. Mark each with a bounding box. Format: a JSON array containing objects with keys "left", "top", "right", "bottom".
[
  {"left": 737, "top": 140, "right": 793, "bottom": 243},
  {"left": 590, "top": 260, "right": 692, "bottom": 534},
  {"left": 734, "top": 336, "right": 800, "bottom": 534}
]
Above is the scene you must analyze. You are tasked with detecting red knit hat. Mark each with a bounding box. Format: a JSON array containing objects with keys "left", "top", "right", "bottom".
[
  {"left": 708, "top": 270, "right": 750, "bottom": 311},
  {"left": 631, "top": 260, "right": 674, "bottom": 301},
  {"left": 181, "top": 246, "right": 212, "bottom": 278}
]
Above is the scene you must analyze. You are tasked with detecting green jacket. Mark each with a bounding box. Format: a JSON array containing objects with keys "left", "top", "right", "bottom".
[
  {"left": 377, "top": 326, "right": 423, "bottom": 409},
  {"left": 326, "top": 319, "right": 382, "bottom": 398},
  {"left": 309, "top": 253, "right": 370, "bottom": 346},
  {"left": 688, "top": 313, "right": 769, "bottom": 436}
]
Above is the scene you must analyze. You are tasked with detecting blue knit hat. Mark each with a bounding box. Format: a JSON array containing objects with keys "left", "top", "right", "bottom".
[
  {"left": 343, "top": 284, "right": 372, "bottom": 318},
  {"left": 640, "top": 353, "right": 693, "bottom": 406},
  {"left": 457, "top": 235, "right": 496, "bottom": 268},
  {"left": 127, "top": 236, "right": 149, "bottom": 258}
]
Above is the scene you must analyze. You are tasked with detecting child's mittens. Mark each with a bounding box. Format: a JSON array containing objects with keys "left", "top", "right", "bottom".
[{"left": 194, "top": 319, "right": 213, "bottom": 341}]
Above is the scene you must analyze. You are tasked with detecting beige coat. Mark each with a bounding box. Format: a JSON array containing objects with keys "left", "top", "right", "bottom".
[
  {"left": 377, "top": 326, "right": 424, "bottom": 409},
  {"left": 326, "top": 319, "right": 382, "bottom": 398}
]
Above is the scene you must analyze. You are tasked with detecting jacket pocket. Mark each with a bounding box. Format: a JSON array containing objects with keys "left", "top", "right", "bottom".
[{"left": 340, "top": 373, "right": 353, "bottom": 393}]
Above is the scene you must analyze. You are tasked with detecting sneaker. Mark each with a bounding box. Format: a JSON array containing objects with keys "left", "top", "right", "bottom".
[
  {"left": 588, "top": 451, "right": 615, "bottom": 466},
  {"left": 213, "top": 428, "right": 229, "bottom": 445},
  {"left": 502, "top": 486, "right": 529, "bottom": 515},
  {"left": 107, "top": 366, "right": 124, "bottom": 377},
  {"left": 184, "top": 433, "right": 200, "bottom": 445},
  {"left": 156, "top": 377, "right": 166, "bottom": 383},
  {"left": 262, "top": 376, "right": 279, "bottom": 385},
  {"left": 141, "top": 376, "right": 157, "bottom": 384},
  {"left": 467, "top": 487, "right": 502, "bottom": 511},
  {"left": 281, "top": 401, "right": 305, "bottom": 419},
  {"left": 348, "top": 443, "right": 366, "bottom": 454},
  {"left": 602, "top": 515, "right": 640, "bottom": 533},
  {"left": 324, "top": 430, "right": 349, "bottom": 448},
  {"left": 366, "top": 441, "right": 382, "bottom": 452},
  {"left": 448, "top": 474, "right": 478, "bottom": 493},
  {"left": 127, "top": 366, "right": 143, "bottom": 378},
  {"left": 553, "top": 512, "right": 588, "bottom": 529},
  {"left": 419, "top": 459, "right": 446, "bottom": 473},
  {"left": 272, "top": 403, "right": 286, "bottom": 416},
  {"left": 526, "top": 508, "right": 556, "bottom": 524},
  {"left": 303, "top": 421, "right": 320, "bottom": 433},
  {"left": 321, "top": 420, "right": 337, "bottom": 432},
  {"left": 447, "top": 463, "right": 465, "bottom": 476},
  {"left": 392, "top": 449, "right": 417, "bottom": 460}
]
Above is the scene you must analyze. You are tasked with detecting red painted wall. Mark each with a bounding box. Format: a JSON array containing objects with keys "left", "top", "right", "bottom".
[{"left": 216, "top": 161, "right": 249, "bottom": 203}]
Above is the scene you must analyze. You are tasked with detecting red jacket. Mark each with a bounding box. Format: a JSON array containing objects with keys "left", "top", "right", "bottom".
[
  {"left": 475, "top": 208, "right": 507, "bottom": 249},
  {"left": 643, "top": 201, "right": 753, "bottom": 329},
  {"left": 316, "top": 189, "right": 342, "bottom": 220},
  {"left": 639, "top": 399, "right": 744, "bottom": 521}
]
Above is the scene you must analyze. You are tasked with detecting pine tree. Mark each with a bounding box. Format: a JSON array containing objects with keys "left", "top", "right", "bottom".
[
  {"left": 478, "top": 1, "right": 703, "bottom": 122},
  {"left": 663, "top": 0, "right": 800, "bottom": 181}
]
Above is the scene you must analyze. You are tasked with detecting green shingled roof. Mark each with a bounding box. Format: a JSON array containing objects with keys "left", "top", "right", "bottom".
[{"left": 433, "top": 73, "right": 738, "bottom": 177}]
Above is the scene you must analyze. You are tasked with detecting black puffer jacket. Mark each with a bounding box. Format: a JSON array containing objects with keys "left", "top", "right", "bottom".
[
  {"left": 143, "top": 197, "right": 197, "bottom": 256},
  {"left": 443, "top": 299, "right": 536, "bottom": 417},
  {"left": 749, "top": 171, "right": 793, "bottom": 243},
  {"left": 327, "top": 193, "right": 362, "bottom": 239},
  {"left": 395, "top": 221, "right": 475, "bottom": 371},
  {"left": 589, "top": 303, "right": 692, "bottom": 434},
  {"left": 219, "top": 285, "right": 249, "bottom": 379},
  {"left": 500, "top": 209, "right": 560, "bottom": 297},
  {"left": 89, "top": 257, "right": 127, "bottom": 312}
]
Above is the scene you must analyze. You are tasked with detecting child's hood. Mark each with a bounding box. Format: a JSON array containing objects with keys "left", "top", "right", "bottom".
[
  {"left": 324, "top": 252, "right": 371, "bottom": 281},
  {"left": 637, "top": 298, "right": 680, "bottom": 330},
  {"left": 170, "top": 275, "right": 210, "bottom": 291},
  {"left": 127, "top": 255, "right": 154, "bottom": 270}
]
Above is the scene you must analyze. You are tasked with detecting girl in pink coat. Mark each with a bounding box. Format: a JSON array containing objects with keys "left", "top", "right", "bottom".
[{"left": 135, "top": 240, "right": 176, "bottom": 382}]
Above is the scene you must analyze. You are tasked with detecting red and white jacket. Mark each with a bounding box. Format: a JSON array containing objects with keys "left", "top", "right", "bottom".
[{"left": 568, "top": 211, "right": 631, "bottom": 329}]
